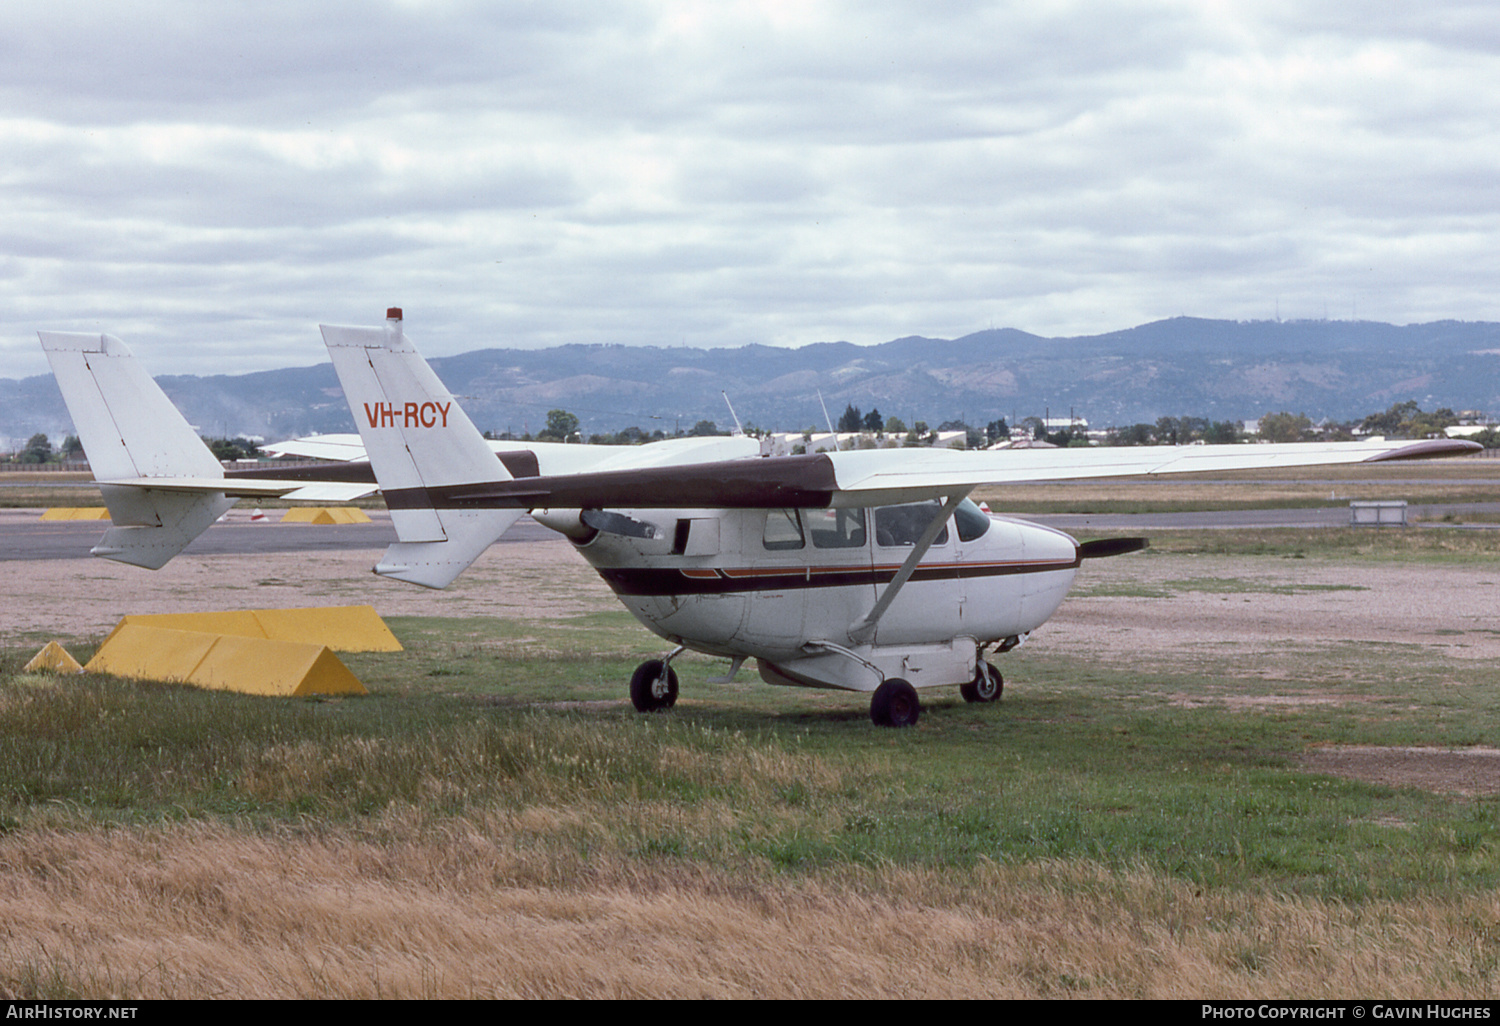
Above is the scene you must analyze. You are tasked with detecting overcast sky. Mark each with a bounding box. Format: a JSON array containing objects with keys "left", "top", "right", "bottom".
[{"left": 4, "top": 0, "right": 1499, "bottom": 380}]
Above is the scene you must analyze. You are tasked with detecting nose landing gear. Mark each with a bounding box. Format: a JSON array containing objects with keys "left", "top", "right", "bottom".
[{"left": 960, "top": 661, "right": 1003, "bottom": 704}]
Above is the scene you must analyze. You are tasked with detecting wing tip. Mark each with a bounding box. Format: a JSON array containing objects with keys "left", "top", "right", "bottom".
[{"left": 1362, "top": 439, "right": 1483, "bottom": 462}]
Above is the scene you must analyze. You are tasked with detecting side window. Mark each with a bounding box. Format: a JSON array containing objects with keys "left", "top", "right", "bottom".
[
  {"left": 874, "top": 501, "right": 949, "bottom": 547},
  {"left": 808, "top": 508, "right": 867, "bottom": 549},
  {"left": 763, "top": 509, "right": 805, "bottom": 550}
]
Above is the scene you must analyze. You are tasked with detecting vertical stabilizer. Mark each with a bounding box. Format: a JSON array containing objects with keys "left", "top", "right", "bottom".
[
  {"left": 38, "top": 331, "right": 234, "bottom": 568},
  {"left": 39, "top": 332, "right": 224, "bottom": 481},
  {"left": 321, "top": 310, "right": 523, "bottom": 588}
]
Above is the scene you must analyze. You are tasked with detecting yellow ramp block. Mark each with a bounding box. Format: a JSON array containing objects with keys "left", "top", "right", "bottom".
[
  {"left": 85, "top": 625, "right": 367, "bottom": 697},
  {"left": 281, "top": 507, "right": 371, "bottom": 525},
  {"left": 40, "top": 508, "right": 110, "bottom": 520},
  {"left": 106, "top": 605, "right": 401, "bottom": 652},
  {"left": 252, "top": 606, "right": 400, "bottom": 651},
  {"left": 24, "top": 640, "right": 83, "bottom": 674}
]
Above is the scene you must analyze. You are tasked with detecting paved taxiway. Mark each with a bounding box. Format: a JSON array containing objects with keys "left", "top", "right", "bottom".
[
  {"left": 0, "top": 509, "right": 540, "bottom": 561},
  {"left": 5, "top": 502, "right": 1500, "bottom": 561}
]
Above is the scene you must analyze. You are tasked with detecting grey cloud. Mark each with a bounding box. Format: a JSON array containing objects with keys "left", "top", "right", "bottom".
[
  {"left": 4, "top": 1, "right": 1500, "bottom": 383},
  {"left": 0, "top": 1, "right": 608, "bottom": 123}
]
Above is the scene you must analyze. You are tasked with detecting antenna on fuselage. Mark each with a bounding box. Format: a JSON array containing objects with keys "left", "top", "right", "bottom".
[
  {"left": 817, "top": 389, "right": 840, "bottom": 452},
  {"left": 721, "top": 391, "right": 745, "bottom": 437}
]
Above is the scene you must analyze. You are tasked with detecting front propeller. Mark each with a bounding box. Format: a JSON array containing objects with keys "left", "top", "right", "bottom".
[{"left": 1078, "top": 537, "right": 1149, "bottom": 559}]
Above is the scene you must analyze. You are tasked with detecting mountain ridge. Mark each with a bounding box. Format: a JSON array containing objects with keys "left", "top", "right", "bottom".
[{"left": 7, "top": 317, "right": 1500, "bottom": 444}]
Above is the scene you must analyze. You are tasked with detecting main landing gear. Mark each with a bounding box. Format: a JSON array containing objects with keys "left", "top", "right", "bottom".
[
  {"left": 629, "top": 659, "right": 679, "bottom": 713},
  {"left": 625, "top": 657, "right": 995, "bottom": 727},
  {"left": 960, "top": 661, "right": 1003, "bottom": 704},
  {"left": 870, "top": 678, "right": 920, "bottom": 728}
]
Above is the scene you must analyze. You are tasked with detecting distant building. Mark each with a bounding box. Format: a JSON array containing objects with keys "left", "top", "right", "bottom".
[{"left": 764, "top": 430, "right": 968, "bottom": 455}]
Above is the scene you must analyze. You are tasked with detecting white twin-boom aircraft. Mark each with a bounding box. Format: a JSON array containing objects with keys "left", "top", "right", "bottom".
[{"left": 39, "top": 312, "right": 1480, "bottom": 726}]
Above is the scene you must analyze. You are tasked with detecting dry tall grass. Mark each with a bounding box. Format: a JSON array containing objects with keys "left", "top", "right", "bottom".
[{"left": 1, "top": 816, "right": 1496, "bottom": 999}]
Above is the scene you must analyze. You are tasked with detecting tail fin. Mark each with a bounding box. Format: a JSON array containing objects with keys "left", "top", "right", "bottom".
[
  {"left": 321, "top": 310, "right": 522, "bottom": 588},
  {"left": 38, "top": 331, "right": 234, "bottom": 569}
]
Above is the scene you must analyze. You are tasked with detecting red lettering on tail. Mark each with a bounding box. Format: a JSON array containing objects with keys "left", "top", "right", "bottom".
[{"left": 363, "top": 401, "right": 449, "bottom": 428}]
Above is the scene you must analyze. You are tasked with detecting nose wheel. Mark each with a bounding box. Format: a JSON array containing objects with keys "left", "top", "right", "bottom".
[
  {"left": 630, "top": 659, "right": 679, "bottom": 713},
  {"left": 960, "top": 661, "right": 1003, "bottom": 704}
]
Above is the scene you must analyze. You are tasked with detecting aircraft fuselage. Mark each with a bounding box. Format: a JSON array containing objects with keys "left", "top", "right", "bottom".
[{"left": 548, "top": 503, "right": 1079, "bottom": 692}]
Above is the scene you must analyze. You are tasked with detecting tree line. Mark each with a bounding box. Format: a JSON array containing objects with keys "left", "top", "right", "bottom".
[
  {"left": 4, "top": 433, "right": 263, "bottom": 465},
  {"left": 9, "top": 400, "right": 1493, "bottom": 466},
  {"left": 1103, "top": 402, "right": 1495, "bottom": 447}
]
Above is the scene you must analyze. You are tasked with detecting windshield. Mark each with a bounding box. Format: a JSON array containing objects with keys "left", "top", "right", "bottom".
[{"left": 954, "top": 497, "right": 991, "bottom": 542}]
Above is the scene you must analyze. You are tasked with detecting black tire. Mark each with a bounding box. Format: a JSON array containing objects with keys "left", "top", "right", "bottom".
[
  {"left": 870, "top": 678, "right": 920, "bottom": 728},
  {"left": 960, "top": 661, "right": 1003, "bottom": 704},
  {"left": 629, "top": 660, "right": 679, "bottom": 713}
]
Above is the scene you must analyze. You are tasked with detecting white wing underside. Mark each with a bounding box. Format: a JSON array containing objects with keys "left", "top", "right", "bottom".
[
  {"left": 819, "top": 439, "right": 1462, "bottom": 506},
  {"left": 40, "top": 324, "right": 1480, "bottom": 575},
  {"left": 265, "top": 432, "right": 1474, "bottom": 509},
  {"left": 265, "top": 433, "right": 762, "bottom": 475},
  {"left": 89, "top": 475, "right": 376, "bottom": 503}
]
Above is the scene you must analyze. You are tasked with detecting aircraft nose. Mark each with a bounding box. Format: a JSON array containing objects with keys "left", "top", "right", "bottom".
[{"left": 1019, "top": 520, "right": 1080, "bottom": 563}]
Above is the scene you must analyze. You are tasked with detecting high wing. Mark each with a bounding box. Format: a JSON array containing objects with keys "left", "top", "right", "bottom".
[
  {"left": 265, "top": 432, "right": 759, "bottom": 474},
  {"left": 806, "top": 436, "right": 1476, "bottom": 507},
  {"left": 38, "top": 331, "right": 380, "bottom": 568},
  {"left": 342, "top": 436, "right": 1479, "bottom": 514},
  {"left": 319, "top": 314, "right": 1480, "bottom": 591},
  {"left": 261, "top": 433, "right": 371, "bottom": 462},
  {"left": 39, "top": 320, "right": 1481, "bottom": 577}
]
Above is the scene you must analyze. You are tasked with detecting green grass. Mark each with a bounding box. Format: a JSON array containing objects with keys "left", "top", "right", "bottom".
[
  {"left": 1102, "top": 526, "right": 1500, "bottom": 563},
  {"left": 1075, "top": 576, "right": 1369, "bottom": 598},
  {"left": 4, "top": 585, "right": 1500, "bottom": 903},
  {"left": 989, "top": 492, "right": 1500, "bottom": 514}
]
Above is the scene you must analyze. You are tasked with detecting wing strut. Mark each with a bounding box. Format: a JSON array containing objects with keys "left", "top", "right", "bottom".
[{"left": 848, "top": 491, "right": 970, "bottom": 644}]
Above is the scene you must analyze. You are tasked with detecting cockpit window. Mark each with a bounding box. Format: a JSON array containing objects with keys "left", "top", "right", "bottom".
[
  {"left": 874, "top": 501, "right": 950, "bottom": 547},
  {"left": 954, "top": 497, "right": 991, "bottom": 542},
  {"left": 763, "top": 509, "right": 805, "bottom": 550},
  {"left": 808, "top": 508, "right": 867, "bottom": 548}
]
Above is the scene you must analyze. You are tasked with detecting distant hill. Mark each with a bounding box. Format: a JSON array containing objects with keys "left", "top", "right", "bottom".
[{"left": 8, "top": 318, "right": 1500, "bottom": 445}]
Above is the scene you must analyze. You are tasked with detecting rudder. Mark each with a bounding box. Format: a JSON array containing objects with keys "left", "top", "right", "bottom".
[
  {"left": 39, "top": 331, "right": 234, "bottom": 568},
  {"left": 321, "top": 310, "right": 522, "bottom": 588}
]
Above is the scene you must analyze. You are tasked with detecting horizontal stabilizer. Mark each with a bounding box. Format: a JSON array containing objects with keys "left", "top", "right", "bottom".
[
  {"left": 97, "top": 475, "right": 377, "bottom": 503},
  {"left": 373, "top": 509, "right": 526, "bottom": 589},
  {"left": 89, "top": 488, "right": 236, "bottom": 569}
]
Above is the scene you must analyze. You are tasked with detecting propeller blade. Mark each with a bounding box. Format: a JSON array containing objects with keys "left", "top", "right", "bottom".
[
  {"left": 581, "top": 509, "right": 660, "bottom": 540},
  {"left": 1079, "top": 537, "right": 1149, "bottom": 559}
]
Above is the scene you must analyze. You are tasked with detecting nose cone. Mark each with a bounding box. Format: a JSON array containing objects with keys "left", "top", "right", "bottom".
[
  {"left": 1020, "top": 519, "right": 1080, "bottom": 564},
  {"left": 1017, "top": 519, "right": 1079, "bottom": 632}
]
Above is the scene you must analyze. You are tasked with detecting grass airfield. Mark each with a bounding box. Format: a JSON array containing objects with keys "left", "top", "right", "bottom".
[{"left": 2, "top": 466, "right": 1500, "bottom": 997}]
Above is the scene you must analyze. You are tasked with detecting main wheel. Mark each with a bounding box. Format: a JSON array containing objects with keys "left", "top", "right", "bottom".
[
  {"left": 870, "top": 678, "right": 920, "bottom": 728},
  {"left": 960, "top": 661, "right": 1003, "bottom": 704},
  {"left": 629, "top": 660, "right": 679, "bottom": 713}
]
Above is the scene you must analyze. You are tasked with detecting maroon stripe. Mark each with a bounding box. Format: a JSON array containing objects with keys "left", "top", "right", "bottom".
[{"left": 596, "top": 556, "right": 1079, "bottom": 597}]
